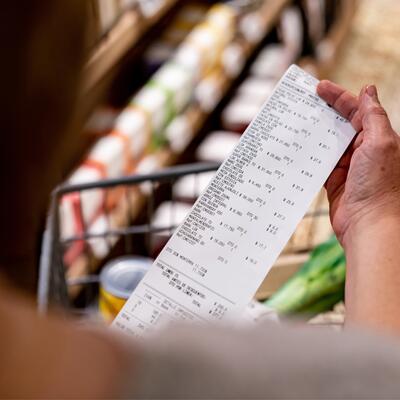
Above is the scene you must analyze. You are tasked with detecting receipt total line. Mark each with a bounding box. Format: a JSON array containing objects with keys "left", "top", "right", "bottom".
[
  {"left": 157, "top": 259, "right": 236, "bottom": 306},
  {"left": 142, "top": 282, "right": 209, "bottom": 323}
]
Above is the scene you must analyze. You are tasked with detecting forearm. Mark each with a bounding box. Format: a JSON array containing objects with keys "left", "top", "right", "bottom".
[
  {"left": 0, "top": 283, "right": 136, "bottom": 398},
  {"left": 344, "top": 212, "right": 400, "bottom": 336}
]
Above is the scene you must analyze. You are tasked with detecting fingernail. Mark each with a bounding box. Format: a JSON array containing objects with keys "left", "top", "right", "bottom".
[{"left": 366, "top": 85, "right": 377, "bottom": 97}]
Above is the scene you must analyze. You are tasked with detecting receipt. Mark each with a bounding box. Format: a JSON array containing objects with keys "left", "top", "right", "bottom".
[{"left": 113, "top": 65, "right": 356, "bottom": 336}]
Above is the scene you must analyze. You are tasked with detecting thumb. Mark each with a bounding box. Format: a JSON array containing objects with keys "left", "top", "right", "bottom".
[{"left": 360, "top": 85, "right": 393, "bottom": 136}]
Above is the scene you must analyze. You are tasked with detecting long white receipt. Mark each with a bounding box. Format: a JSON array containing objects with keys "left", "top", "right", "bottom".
[{"left": 113, "top": 65, "right": 356, "bottom": 336}]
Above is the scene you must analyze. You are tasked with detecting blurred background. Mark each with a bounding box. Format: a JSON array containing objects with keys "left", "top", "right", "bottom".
[{"left": 37, "top": 0, "right": 399, "bottom": 329}]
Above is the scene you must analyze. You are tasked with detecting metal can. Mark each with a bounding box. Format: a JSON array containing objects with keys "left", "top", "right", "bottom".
[{"left": 99, "top": 256, "right": 152, "bottom": 323}]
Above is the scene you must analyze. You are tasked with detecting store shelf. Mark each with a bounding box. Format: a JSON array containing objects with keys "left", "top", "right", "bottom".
[
  {"left": 83, "top": 0, "right": 180, "bottom": 92},
  {"left": 150, "top": 0, "right": 293, "bottom": 166},
  {"left": 66, "top": 0, "right": 295, "bottom": 282},
  {"left": 110, "top": 0, "right": 295, "bottom": 209}
]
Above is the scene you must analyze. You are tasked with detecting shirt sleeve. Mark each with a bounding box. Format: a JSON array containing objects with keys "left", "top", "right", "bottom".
[{"left": 121, "top": 321, "right": 400, "bottom": 398}]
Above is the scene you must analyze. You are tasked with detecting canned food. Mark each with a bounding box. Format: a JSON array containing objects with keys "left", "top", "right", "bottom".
[{"left": 99, "top": 256, "right": 152, "bottom": 323}]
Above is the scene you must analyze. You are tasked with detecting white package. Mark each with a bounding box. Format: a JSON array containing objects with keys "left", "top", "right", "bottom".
[
  {"left": 115, "top": 108, "right": 149, "bottom": 159},
  {"left": 196, "top": 131, "right": 240, "bottom": 162},
  {"left": 60, "top": 167, "right": 104, "bottom": 240},
  {"left": 88, "top": 135, "right": 125, "bottom": 178},
  {"left": 173, "top": 172, "right": 216, "bottom": 200},
  {"left": 250, "top": 44, "right": 294, "bottom": 79}
]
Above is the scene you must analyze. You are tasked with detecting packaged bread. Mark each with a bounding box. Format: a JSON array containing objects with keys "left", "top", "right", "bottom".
[
  {"left": 174, "top": 4, "right": 236, "bottom": 79},
  {"left": 165, "top": 112, "right": 195, "bottom": 153},
  {"left": 136, "top": 0, "right": 164, "bottom": 18},
  {"left": 114, "top": 107, "right": 151, "bottom": 160},
  {"left": 195, "top": 131, "right": 240, "bottom": 162},
  {"left": 207, "top": 3, "right": 236, "bottom": 37},
  {"left": 221, "top": 95, "right": 262, "bottom": 132},
  {"left": 279, "top": 6, "right": 304, "bottom": 60},
  {"left": 239, "top": 12, "right": 265, "bottom": 43},
  {"left": 60, "top": 132, "right": 131, "bottom": 242},
  {"left": 222, "top": 41, "right": 248, "bottom": 78},
  {"left": 88, "top": 134, "right": 131, "bottom": 177},
  {"left": 131, "top": 62, "right": 195, "bottom": 141},
  {"left": 237, "top": 77, "right": 276, "bottom": 103},
  {"left": 60, "top": 167, "right": 104, "bottom": 241},
  {"left": 303, "top": 0, "right": 326, "bottom": 45},
  {"left": 173, "top": 171, "right": 216, "bottom": 202},
  {"left": 150, "top": 201, "right": 193, "bottom": 255},
  {"left": 195, "top": 68, "right": 225, "bottom": 112},
  {"left": 86, "top": 134, "right": 133, "bottom": 212},
  {"left": 132, "top": 85, "right": 170, "bottom": 136},
  {"left": 153, "top": 62, "right": 195, "bottom": 114},
  {"left": 250, "top": 44, "right": 293, "bottom": 79},
  {"left": 86, "top": 214, "right": 117, "bottom": 260}
]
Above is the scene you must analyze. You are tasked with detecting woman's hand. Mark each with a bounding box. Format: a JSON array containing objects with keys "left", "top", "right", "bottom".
[
  {"left": 317, "top": 81, "right": 400, "bottom": 248},
  {"left": 318, "top": 81, "right": 400, "bottom": 335}
]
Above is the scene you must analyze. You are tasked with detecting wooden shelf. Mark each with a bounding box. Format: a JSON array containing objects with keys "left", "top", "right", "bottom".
[
  {"left": 261, "top": 0, "right": 292, "bottom": 33},
  {"left": 154, "top": 0, "right": 293, "bottom": 165},
  {"left": 83, "top": 0, "right": 290, "bottom": 93},
  {"left": 83, "top": 0, "right": 180, "bottom": 93}
]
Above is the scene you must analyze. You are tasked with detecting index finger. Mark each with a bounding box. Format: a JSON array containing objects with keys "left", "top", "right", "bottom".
[{"left": 317, "top": 80, "right": 360, "bottom": 131}]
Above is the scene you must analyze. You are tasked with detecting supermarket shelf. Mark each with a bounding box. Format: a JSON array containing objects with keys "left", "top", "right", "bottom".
[
  {"left": 154, "top": 0, "right": 293, "bottom": 166},
  {"left": 115, "top": 0, "right": 295, "bottom": 203},
  {"left": 83, "top": 0, "right": 180, "bottom": 93},
  {"left": 66, "top": 0, "right": 295, "bottom": 282}
]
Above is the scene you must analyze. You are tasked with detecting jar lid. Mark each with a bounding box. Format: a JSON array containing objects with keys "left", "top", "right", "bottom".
[{"left": 100, "top": 256, "right": 152, "bottom": 299}]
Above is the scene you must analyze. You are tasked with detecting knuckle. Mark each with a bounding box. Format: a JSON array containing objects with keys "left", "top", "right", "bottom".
[
  {"left": 374, "top": 136, "right": 397, "bottom": 153},
  {"left": 368, "top": 104, "right": 387, "bottom": 117},
  {"left": 333, "top": 92, "right": 352, "bottom": 115},
  {"left": 348, "top": 107, "right": 358, "bottom": 121}
]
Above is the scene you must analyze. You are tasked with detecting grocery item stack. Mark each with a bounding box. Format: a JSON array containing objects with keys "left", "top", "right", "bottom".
[
  {"left": 222, "top": 6, "right": 303, "bottom": 132},
  {"left": 61, "top": 2, "right": 260, "bottom": 270},
  {"left": 58, "top": 0, "right": 353, "bottom": 284}
]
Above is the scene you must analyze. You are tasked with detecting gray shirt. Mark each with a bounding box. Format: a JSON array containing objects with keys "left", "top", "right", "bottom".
[{"left": 123, "top": 322, "right": 400, "bottom": 398}]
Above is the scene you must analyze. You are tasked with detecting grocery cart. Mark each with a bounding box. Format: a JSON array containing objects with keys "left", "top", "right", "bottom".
[
  {"left": 38, "top": 162, "right": 220, "bottom": 316},
  {"left": 38, "top": 161, "right": 331, "bottom": 318}
]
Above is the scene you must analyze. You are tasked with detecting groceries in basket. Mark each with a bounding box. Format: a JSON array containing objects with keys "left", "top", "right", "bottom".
[{"left": 99, "top": 256, "right": 153, "bottom": 323}]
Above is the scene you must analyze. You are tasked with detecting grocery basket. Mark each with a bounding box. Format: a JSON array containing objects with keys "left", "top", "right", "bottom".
[
  {"left": 38, "top": 161, "right": 221, "bottom": 316},
  {"left": 37, "top": 161, "right": 331, "bottom": 318}
]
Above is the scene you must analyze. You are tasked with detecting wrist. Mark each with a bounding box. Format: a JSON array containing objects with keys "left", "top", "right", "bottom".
[
  {"left": 342, "top": 205, "right": 400, "bottom": 253},
  {"left": 342, "top": 208, "right": 400, "bottom": 336}
]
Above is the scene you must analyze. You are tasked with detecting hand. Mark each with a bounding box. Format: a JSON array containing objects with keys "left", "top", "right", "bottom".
[{"left": 317, "top": 81, "right": 400, "bottom": 247}]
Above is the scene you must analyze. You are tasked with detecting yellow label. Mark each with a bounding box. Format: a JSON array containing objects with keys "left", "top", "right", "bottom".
[{"left": 99, "top": 287, "right": 127, "bottom": 324}]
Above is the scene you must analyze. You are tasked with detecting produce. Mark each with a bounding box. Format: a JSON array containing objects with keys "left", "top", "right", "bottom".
[
  {"left": 296, "top": 289, "right": 344, "bottom": 315},
  {"left": 265, "top": 236, "right": 345, "bottom": 315}
]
